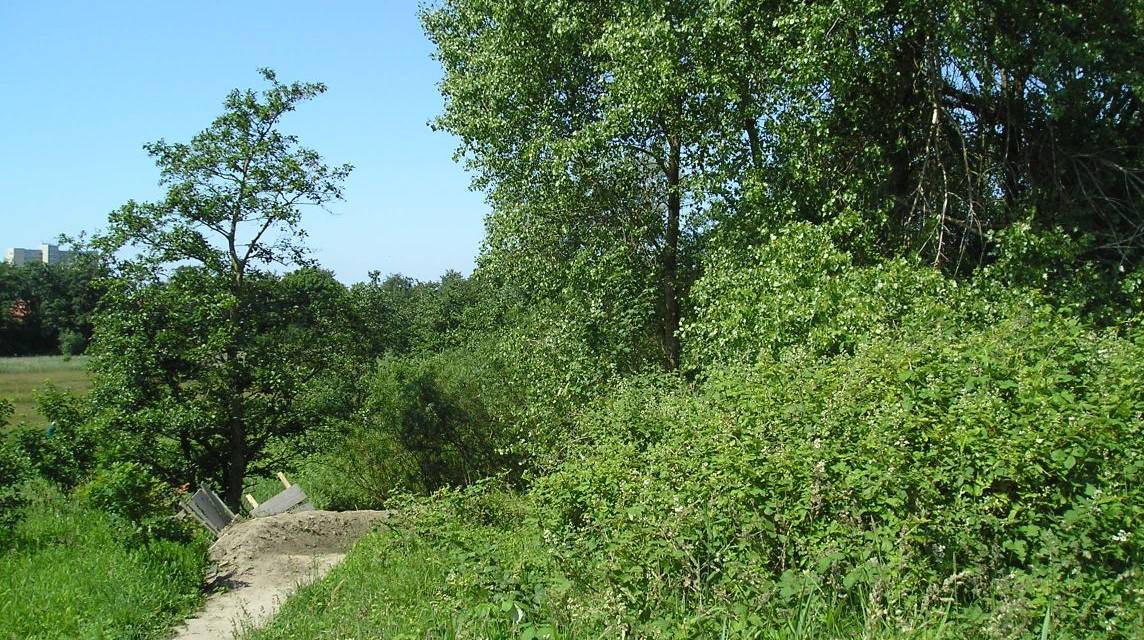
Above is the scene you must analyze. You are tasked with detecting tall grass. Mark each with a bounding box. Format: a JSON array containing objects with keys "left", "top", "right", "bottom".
[
  {"left": 0, "top": 482, "right": 207, "bottom": 640},
  {"left": 0, "top": 355, "right": 90, "bottom": 373}
]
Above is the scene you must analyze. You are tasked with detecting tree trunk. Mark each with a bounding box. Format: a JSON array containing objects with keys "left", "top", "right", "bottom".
[
  {"left": 886, "top": 28, "right": 926, "bottom": 251},
  {"left": 999, "top": 69, "right": 1027, "bottom": 211},
  {"left": 223, "top": 336, "right": 247, "bottom": 510},
  {"left": 740, "top": 81, "right": 763, "bottom": 171},
  {"left": 737, "top": 12, "right": 763, "bottom": 171},
  {"left": 664, "top": 133, "right": 682, "bottom": 371},
  {"left": 225, "top": 407, "right": 246, "bottom": 510},
  {"left": 223, "top": 270, "right": 247, "bottom": 511}
]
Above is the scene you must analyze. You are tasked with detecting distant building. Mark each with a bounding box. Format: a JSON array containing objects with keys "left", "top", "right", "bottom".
[{"left": 3, "top": 244, "right": 72, "bottom": 266}]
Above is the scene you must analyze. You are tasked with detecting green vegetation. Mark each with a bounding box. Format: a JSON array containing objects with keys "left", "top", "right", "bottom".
[
  {"left": 255, "top": 260, "right": 1144, "bottom": 638},
  {"left": 0, "top": 482, "right": 207, "bottom": 640},
  {"left": 5, "top": 1, "right": 1144, "bottom": 637},
  {"left": 251, "top": 0, "right": 1144, "bottom": 635},
  {"left": 0, "top": 254, "right": 109, "bottom": 356},
  {"left": 0, "top": 356, "right": 90, "bottom": 427},
  {"left": 89, "top": 69, "right": 353, "bottom": 509}
]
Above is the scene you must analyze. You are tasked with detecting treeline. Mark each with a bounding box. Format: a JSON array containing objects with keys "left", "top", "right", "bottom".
[
  {"left": 424, "top": 0, "right": 1144, "bottom": 373},
  {"left": 0, "top": 255, "right": 107, "bottom": 356}
]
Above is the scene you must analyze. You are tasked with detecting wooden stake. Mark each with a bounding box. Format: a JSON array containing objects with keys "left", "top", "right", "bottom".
[
  {"left": 276, "top": 472, "right": 292, "bottom": 489},
  {"left": 244, "top": 494, "right": 259, "bottom": 510}
]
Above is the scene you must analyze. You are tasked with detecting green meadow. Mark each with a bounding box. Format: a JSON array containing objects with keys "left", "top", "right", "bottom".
[{"left": 0, "top": 356, "right": 91, "bottom": 428}]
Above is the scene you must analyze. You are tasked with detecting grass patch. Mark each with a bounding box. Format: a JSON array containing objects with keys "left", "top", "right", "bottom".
[
  {"left": 0, "top": 356, "right": 90, "bottom": 428},
  {"left": 0, "top": 482, "right": 207, "bottom": 640},
  {"left": 248, "top": 488, "right": 596, "bottom": 640}
]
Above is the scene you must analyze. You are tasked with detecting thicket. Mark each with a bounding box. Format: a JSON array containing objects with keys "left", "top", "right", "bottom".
[{"left": 279, "top": 221, "right": 1141, "bottom": 637}]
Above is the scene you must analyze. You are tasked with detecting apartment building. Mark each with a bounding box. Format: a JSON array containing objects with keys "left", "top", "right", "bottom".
[{"left": 3, "top": 244, "right": 72, "bottom": 266}]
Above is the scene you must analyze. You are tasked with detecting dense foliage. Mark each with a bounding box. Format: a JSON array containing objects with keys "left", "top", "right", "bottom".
[
  {"left": 248, "top": 3, "right": 1144, "bottom": 635},
  {"left": 423, "top": 0, "right": 1144, "bottom": 374},
  {"left": 540, "top": 293, "right": 1143, "bottom": 635},
  {"left": 4, "top": 1, "right": 1142, "bottom": 637}
]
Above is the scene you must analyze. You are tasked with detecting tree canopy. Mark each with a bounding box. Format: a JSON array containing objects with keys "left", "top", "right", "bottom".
[
  {"left": 91, "top": 69, "right": 353, "bottom": 508},
  {"left": 424, "top": 0, "right": 1144, "bottom": 377}
]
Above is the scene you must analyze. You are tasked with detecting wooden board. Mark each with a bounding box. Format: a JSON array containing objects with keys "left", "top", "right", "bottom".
[
  {"left": 250, "top": 484, "right": 310, "bottom": 517},
  {"left": 186, "top": 487, "right": 235, "bottom": 535}
]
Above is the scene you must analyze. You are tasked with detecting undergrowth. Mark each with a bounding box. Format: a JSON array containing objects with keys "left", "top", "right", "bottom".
[
  {"left": 261, "top": 225, "right": 1143, "bottom": 638},
  {"left": 0, "top": 481, "right": 207, "bottom": 640},
  {"left": 250, "top": 486, "right": 996, "bottom": 639}
]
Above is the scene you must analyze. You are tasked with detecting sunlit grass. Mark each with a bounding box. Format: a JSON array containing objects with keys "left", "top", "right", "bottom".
[{"left": 0, "top": 482, "right": 207, "bottom": 640}]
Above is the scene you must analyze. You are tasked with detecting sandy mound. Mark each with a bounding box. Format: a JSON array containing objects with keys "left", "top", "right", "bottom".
[
  {"left": 173, "top": 509, "right": 390, "bottom": 640},
  {"left": 211, "top": 509, "right": 389, "bottom": 568}
]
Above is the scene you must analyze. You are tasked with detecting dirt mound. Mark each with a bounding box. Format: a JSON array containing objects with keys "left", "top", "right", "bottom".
[
  {"left": 211, "top": 509, "right": 389, "bottom": 569},
  {"left": 173, "top": 509, "right": 390, "bottom": 640}
]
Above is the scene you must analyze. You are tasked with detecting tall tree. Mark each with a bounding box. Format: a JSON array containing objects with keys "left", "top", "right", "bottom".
[
  {"left": 424, "top": 0, "right": 747, "bottom": 371},
  {"left": 92, "top": 69, "right": 352, "bottom": 507}
]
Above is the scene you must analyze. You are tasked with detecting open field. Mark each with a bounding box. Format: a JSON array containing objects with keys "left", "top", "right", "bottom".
[{"left": 0, "top": 356, "right": 91, "bottom": 428}]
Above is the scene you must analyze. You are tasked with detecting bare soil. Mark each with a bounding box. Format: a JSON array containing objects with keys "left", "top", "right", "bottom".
[{"left": 172, "top": 509, "right": 389, "bottom": 640}]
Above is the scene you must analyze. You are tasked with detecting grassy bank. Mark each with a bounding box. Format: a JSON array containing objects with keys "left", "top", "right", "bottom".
[
  {"left": 0, "top": 356, "right": 90, "bottom": 428},
  {"left": 0, "top": 483, "right": 207, "bottom": 640},
  {"left": 248, "top": 489, "right": 957, "bottom": 640},
  {"left": 248, "top": 489, "right": 591, "bottom": 640}
]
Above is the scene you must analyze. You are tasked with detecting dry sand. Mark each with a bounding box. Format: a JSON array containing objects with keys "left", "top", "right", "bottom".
[{"left": 172, "top": 509, "right": 389, "bottom": 640}]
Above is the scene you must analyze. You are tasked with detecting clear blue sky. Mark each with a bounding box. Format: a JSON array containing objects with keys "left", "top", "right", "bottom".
[{"left": 0, "top": 1, "right": 486, "bottom": 283}]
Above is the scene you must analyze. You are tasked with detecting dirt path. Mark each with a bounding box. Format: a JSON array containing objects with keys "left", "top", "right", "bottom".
[{"left": 172, "top": 509, "right": 389, "bottom": 640}]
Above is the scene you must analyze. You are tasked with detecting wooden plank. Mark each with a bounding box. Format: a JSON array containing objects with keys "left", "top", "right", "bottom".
[
  {"left": 187, "top": 487, "right": 235, "bottom": 534},
  {"left": 245, "top": 494, "right": 259, "bottom": 510},
  {"left": 276, "top": 472, "right": 292, "bottom": 489},
  {"left": 250, "top": 484, "right": 308, "bottom": 517}
]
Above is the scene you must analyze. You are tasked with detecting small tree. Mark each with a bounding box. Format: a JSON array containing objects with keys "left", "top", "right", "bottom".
[{"left": 93, "top": 69, "right": 352, "bottom": 508}]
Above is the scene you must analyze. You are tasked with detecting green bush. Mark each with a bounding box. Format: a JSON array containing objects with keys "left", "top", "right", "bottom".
[
  {"left": 305, "top": 356, "right": 505, "bottom": 509},
  {"left": 535, "top": 303, "right": 1144, "bottom": 637},
  {"left": 12, "top": 387, "right": 97, "bottom": 489},
  {"left": 0, "top": 444, "right": 29, "bottom": 535},
  {"left": 683, "top": 222, "right": 951, "bottom": 368},
  {"left": 57, "top": 329, "right": 86, "bottom": 356},
  {"left": 75, "top": 461, "right": 192, "bottom": 544}
]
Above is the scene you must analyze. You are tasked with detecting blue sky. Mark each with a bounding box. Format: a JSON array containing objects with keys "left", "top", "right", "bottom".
[{"left": 0, "top": 1, "right": 485, "bottom": 282}]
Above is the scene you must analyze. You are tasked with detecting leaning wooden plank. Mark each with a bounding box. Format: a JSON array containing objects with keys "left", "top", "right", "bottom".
[
  {"left": 181, "top": 502, "right": 217, "bottom": 535},
  {"left": 250, "top": 484, "right": 308, "bottom": 517},
  {"left": 187, "top": 487, "right": 235, "bottom": 534}
]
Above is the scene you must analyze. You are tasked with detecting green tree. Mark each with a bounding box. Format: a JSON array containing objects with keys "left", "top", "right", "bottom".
[
  {"left": 0, "top": 254, "right": 108, "bottom": 356},
  {"left": 726, "top": 0, "right": 1144, "bottom": 273},
  {"left": 92, "top": 69, "right": 352, "bottom": 508},
  {"left": 424, "top": 0, "right": 747, "bottom": 371}
]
